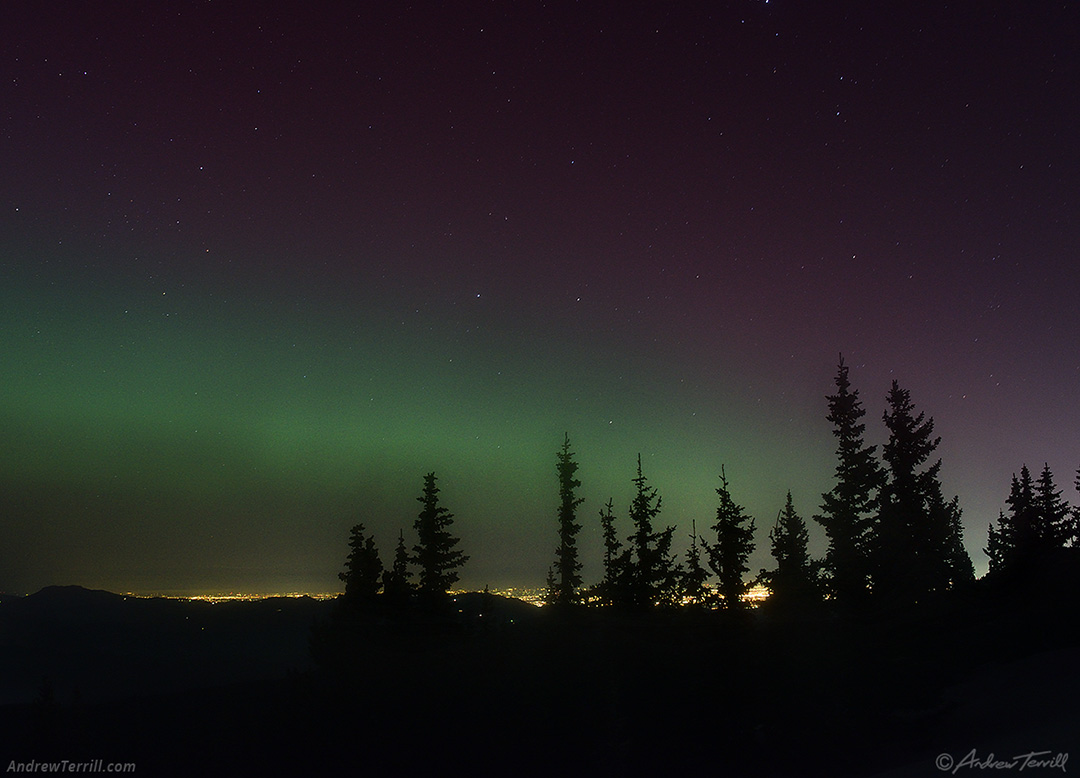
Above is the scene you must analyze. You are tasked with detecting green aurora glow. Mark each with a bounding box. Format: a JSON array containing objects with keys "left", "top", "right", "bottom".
[
  {"left": 2, "top": 246, "right": 835, "bottom": 594},
  {"left": 3, "top": 1, "right": 1078, "bottom": 595}
]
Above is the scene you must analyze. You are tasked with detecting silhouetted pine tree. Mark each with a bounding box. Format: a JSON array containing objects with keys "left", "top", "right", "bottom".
[
  {"left": 412, "top": 472, "right": 468, "bottom": 605},
  {"left": 761, "top": 491, "right": 818, "bottom": 607},
  {"left": 339, "top": 522, "right": 383, "bottom": 607},
  {"left": 989, "top": 464, "right": 1074, "bottom": 580},
  {"left": 815, "top": 356, "right": 883, "bottom": 604},
  {"left": 680, "top": 519, "right": 711, "bottom": 606},
  {"left": 986, "top": 510, "right": 1009, "bottom": 574},
  {"left": 1034, "top": 463, "right": 1073, "bottom": 550},
  {"left": 873, "top": 381, "right": 957, "bottom": 602},
  {"left": 1074, "top": 467, "right": 1080, "bottom": 546},
  {"left": 382, "top": 529, "right": 412, "bottom": 608},
  {"left": 596, "top": 498, "right": 630, "bottom": 606},
  {"left": 704, "top": 466, "right": 756, "bottom": 610},
  {"left": 938, "top": 493, "right": 975, "bottom": 586},
  {"left": 1007, "top": 466, "right": 1038, "bottom": 550},
  {"left": 626, "top": 455, "right": 680, "bottom": 607},
  {"left": 916, "top": 480, "right": 974, "bottom": 590},
  {"left": 552, "top": 433, "right": 585, "bottom": 604},
  {"left": 545, "top": 566, "right": 558, "bottom": 605},
  {"left": 986, "top": 466, "right": 1035, "bottom": 576}
]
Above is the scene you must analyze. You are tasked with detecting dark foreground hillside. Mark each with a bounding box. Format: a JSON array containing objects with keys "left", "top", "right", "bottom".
[
  {"left": 1, "top": 584, "right": 1078, "bottom": 777},
  {"left": 0, "top": 585, "right": 331, "bottom": 705}
]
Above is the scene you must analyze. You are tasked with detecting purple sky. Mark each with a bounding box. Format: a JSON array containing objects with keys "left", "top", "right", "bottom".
[{"left": 2, "top": 1, "right": 1078, "bottom": 594}]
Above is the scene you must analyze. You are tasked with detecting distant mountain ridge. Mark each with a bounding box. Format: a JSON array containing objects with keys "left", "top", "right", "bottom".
[
  {"left": 0, "top": 585, "right": 542, "bottom": 706},
  {"left": 0, "top": 584, "right": 333, "bottom": 706}
]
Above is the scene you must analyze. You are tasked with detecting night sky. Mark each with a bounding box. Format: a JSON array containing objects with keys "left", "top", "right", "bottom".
[{"left": 2, "top": 1, "right": 1078, "bottom": 595}]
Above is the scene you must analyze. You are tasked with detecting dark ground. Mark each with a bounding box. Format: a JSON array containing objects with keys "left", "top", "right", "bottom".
[{"left": 1, "top": 584, "right": 1077, "bottom": 777}]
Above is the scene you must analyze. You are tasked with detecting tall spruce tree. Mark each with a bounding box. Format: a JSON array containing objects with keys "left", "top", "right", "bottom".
[
  {"left": 986, "top": 510, "right": 1009, "bottom": 574},
  {"left": 986, "top": 466, "right": 1035, "bottom": 576},
  {"left": 552, "top": 433, "right": 585, "bottom": 604},
  {"left": 704, "top": 466, "right": 756, "bottom": 610},
  {"left": 1074, "top": 467, "right": 1080, "bottom": 546},
  {"left": 626, "top": 455, "right": 680, "bottom": 607},
  {"left": 815, "top": 356, "right": 883, "bottom": 604},
  {"left": 939, "top": 493, "right": 975, "bottom": 586},
  {"left": 412, "top": 472, "right": 468, "bottom": 604},
  {"left": 874, "top": 381, "right": 958, "bottom": 602},
  {"left": 339, "top": 522, "right": 383, "bottom": 606},
  {"left": 989, "top": 464, "right": 1073, "bottom": 579},
  {"left": 681, "top": 519, "right": 711, "bottom": 606},
  {"left": 382, "top": 529, "right": 413, "bottom": 607},
  {"left": 596, "top": 498, "right": 630, "bottom": 606},
  {"left": 1034, "top": 463, "right": 1073, "bottom": 550},
  {"left": 918, "top": 479, "right": 975, "bottom": 590},
  {"left": 1007, "top": 466, "right": 1038, "bottom": 551},
  {"left": 762, "top": 491, "right": 818, "bottom": 606},
  {"left": 545, "top": 565, "right": 558, "bottom": 606}
]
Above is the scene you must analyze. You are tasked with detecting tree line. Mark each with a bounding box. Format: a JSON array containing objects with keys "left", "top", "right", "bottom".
[{"left": 336, "top": 356, "right": 1080, "bottom": 613}]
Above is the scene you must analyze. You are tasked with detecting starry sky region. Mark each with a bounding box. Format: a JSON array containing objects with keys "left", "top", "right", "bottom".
[{"left": 1, "top": 0, "right": 1078, "bottom": 594}]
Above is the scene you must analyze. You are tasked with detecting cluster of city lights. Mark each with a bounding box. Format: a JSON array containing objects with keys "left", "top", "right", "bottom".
[
  {"left": 121, "top": 592, "right": 340, "bottom": 603},
  {"left": 116, "top": 585, "right": 772, "bottom": 607}
]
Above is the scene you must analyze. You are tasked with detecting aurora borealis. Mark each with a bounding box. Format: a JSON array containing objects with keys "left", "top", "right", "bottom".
[{"left": 2, "top": 1, "right": 1078, "bottom": 595}]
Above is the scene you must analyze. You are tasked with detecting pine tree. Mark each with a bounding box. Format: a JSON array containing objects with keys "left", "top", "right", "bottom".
[
  {"left": 990, "top": 464, "right": 1074, "bottom": 579},
  {"left": 815, "top": 356, "right": 883, "bottom": 604},
  {"left": 339, "top": 522, "right": 383, "bottom": 607},
  {"left": 1033, "top": 463, "right": 1072, "bottom": 550},
  {"left": 596, "top": 498, "right": 629, "bottom": 606},
  {"left": 1073, "top": 467, "right": 1080, "bottom": 546},
  {"left": 381, "top": 529, "right": 413, "bottom": 608},
  {"left": 545, "top": 565, "right": 558, "bottom": 606},
  {"left": 762, "top": 491, "right": 818, "bottom": 607},
  {"left": 873, "top": 381, "right": 958, "bottom": 602},
  {"left": 680, "top": 519, "right": 711, "bottom": 606},
  {"left": 986, "top": 466, "right": 1036, "bottom": 576},
  {"left": 939, "top": 494, "right": 975, "bottom": 586},
  {"left": 552, "top": 433, "right": 585, "bottom": 605},
  {"left": 986, "top": 511, "right": 1009, "bottom": 574},
  {"left": 704, "top": 466, "right": 756, "bottom": 610},
  {"left": 625, "top": 455, "right": 680, "bottom": 607},
  {"left": 412, "top": 472, "right": 468, "bottom": 604},
  {"left": 600, "top": 498, "right": 620, "bottom": 575},
  {"left": 1008, "top": 465, "right": 1039, "bottom": 555}
]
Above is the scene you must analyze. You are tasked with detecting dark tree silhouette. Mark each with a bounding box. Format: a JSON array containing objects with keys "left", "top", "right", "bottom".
[
  {"left": 545, "top": 565, "right": 558, "bottom": 605},
  {"left": 761, "top": 491, "right": 818, "bottom": 607},
  {"left": 986, "top": 466, "right": 1036, "bottom": 575},
  {"left": 704, "top": 466, "right": 756, "bottom": 610},
  {"left": 985, "top": 509, "right": 1009, "bottom": 575},
  {"left": 1006, "top": 466, "right": 1038, "bottom": 551},
  {"left": 815, "top": 356, "right": 883, "bottom": 604},
  {"left": 1034, "top": 463, "right": 1073, "bottom": 550},
  {"left": 873, "top": 381, "right": 959, "bottom": 602},
  {"left": 681, "top": 519, "right": 711, "bottom": 606},
  {"left": 1074, "top": 466, "right": 1080, "bottom": 545},
  {"left": 988, "top": 464, "right": 1073, "bottom": 579},
  {"left": 381, "top": 529, "right": 413, "bottom": 608},
  {"left": 626, "top": 455, "right": 680, "bottom": 607},
  {"left": 936, "top": 492, "right": 975, "bottom": 587},
  {"left": 595, "top": 497, "right": 630, "bottom": 606},
  {"left": 551, "top": 433, "right": 585, "bottom": 604},
  {"left": 339, "top": 522, "right": 383, "bottom": 607},
  {"left": 412, "top": 472, "right": 468, "bottom": 604}
]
